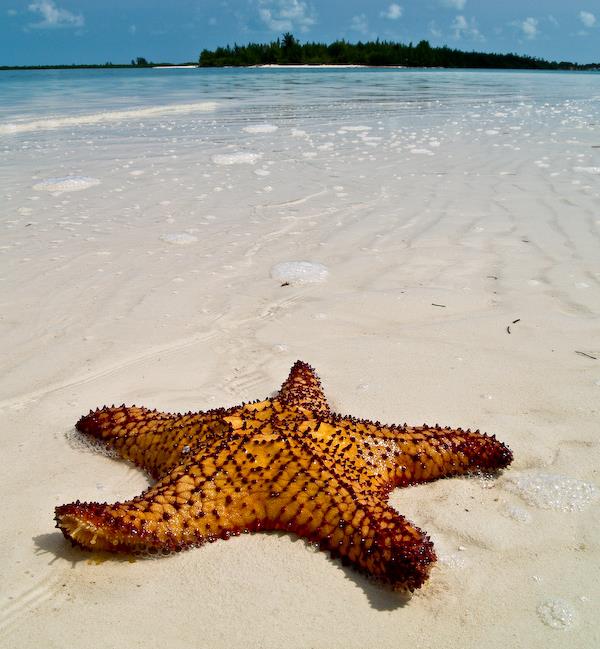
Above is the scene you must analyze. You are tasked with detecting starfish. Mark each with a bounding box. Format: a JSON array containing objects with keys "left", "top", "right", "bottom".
[{"left": 55, "top": 361, "right": 512, "bottom": 591}]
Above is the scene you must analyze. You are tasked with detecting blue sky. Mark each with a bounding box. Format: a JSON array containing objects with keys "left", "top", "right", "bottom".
[{"left": 1, "top": 1, "right": 599, "bottom": 65}]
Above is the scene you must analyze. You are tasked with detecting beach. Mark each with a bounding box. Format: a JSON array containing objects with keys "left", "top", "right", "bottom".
[{"left": 1, "top": 67, "right": 599, "bottom": 648}]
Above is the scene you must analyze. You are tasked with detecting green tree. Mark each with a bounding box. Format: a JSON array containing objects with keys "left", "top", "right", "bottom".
[
  {"left": 197, "top": 36, "right": 580, "bottom": 70},
  {"left": 282, "top": 32, "right": 297, "bottom": 49}
]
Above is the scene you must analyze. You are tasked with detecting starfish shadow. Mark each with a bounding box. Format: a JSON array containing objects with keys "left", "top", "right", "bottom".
[
  {"left": 334, "top": 565, "right": 413, "bottom": 610},
  {"left": 269, "top": 531, "right": 412, "bottom": 610},
  {"left": 34, "top": 532, "right": 90, "bottom": 567},
  {"left": 33, "top": 532, "right": 137, "bottom": 568},
  {"left": 35, "top": 530, "right": 410, "bottom": 609}
]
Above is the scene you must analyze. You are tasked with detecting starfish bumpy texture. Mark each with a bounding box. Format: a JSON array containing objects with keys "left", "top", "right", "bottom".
[{"left": 56, "top": 361, "right": 512, "bottom": 591}]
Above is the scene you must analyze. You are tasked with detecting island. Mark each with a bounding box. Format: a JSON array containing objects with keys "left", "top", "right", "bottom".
[{"left": 199, "top": 33, "right": 599, "bottom": 70}]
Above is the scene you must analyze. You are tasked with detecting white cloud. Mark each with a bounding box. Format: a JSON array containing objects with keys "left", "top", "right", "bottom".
[
  {"left": 258, "top": 0, "right": 316, "bottom": 33},
  {"left": 381, "top": 4, "right": 403, "bottom": 20},
  {"left": 7, "top": 8, "right": 18, "bottom": 16},
  {"left": 27, "top": 0, "right": 83, "bottom": 29},
  {"left": 520, "top": 17, "right": 538, "bottom": 39},
  {"left": 350, "top": 13, "right": 369, "bottom": 35},
  {"left": 129, "top": 24, "right": 136, "bottom": 35},
  {"left": 547, "top": 14, "right": 558, "bottom": 27},
  {"left": 440, "top": 0, "right": 466, "bottom": 9},
  {"left": 579, "top": 11, "right": 596, "bottom": 28},
  {"left": 451, "top": 14, "right": 483, "bottom": 41},
  {"left": 452, "top": 14, "right": 467, "bottom": 36},
  {"left": 429, "top": 21, "right": 442, "bottom": 38}
]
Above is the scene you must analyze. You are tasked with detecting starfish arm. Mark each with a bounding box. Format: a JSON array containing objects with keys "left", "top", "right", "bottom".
[
  {"left": 316, "top": 417, "right": 512, "bottom": 490},
  {"left": 277, "top": 360, "right": 330, "bottom": 417},
  {"left": 76, "top": 405, "right": 238, "bottom": 479},
  {"left": 265, "top": 464, "right": 436, "bottom": 590},
  {"left": 55, "top": 461, "right": 259, "bottom": 554},
  {"left": 55, "top": 432, "right": 316, "bottom": 554},
  {"left": 325, "top": 499, "right": 436, "bottom": 591}
]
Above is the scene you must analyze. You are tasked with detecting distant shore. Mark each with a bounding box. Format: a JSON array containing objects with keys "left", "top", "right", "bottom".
[
  {"left": 2, "top": 62, "right": 599, "bottom": 72},
  {"left": 0, "top": 63, "right": 197, "bottom": 71}
]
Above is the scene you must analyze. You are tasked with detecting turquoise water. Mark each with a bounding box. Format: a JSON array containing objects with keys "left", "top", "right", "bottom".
[{"left": 1, "top": 67, "right": 599, "bottom": 128}]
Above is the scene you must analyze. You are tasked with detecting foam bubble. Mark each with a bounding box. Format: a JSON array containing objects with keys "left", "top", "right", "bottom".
[
  {"left": 503, "top": 504, "right": 532, "bottom": 523},
  {"left": 504, "top": 471, "right": 599, "bottom": 512},
  {"left": 537, "top": 599, "right": 575, "bottom": 630},
  {"left": 212, "top": 152, "right": 262, "bottom": 165},
  {"left": 33, "top": 176, "right": 100, "bottom": 193},
  {"left": 65, "top": 428, "right": 119, "bottom": 460},
  {"left": 160, "top": 233, "right": 198, "bottom": 245},
  {"left": 339, "top": 125, "right": 371, "bottom": 132},
  {"left": 270, "top": 261, "right": 329, "bottom": 285},
  {"left": 410, "top": 148, "right": 435, "bottom": 156},
  {"left": 243, "top": 124, "right": 278, "bottom": 134},
  {"left": 438, "top": 553, "right": 467, "bottom": 569}
]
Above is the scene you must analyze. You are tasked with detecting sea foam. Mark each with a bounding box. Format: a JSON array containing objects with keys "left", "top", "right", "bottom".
[
  {"left": 33, "top": 176, "right": 100, "bottom": 193},
  {"left": 504, "top": 471, "right": 599, "bottom": 512},
  {"left": 243, "top": 124, "right": 278, "bottom": 134},
  {"left": 537, "top": 599, "right": 576, "bottom": 630},
  {"left": 573, "top": 166, "right": 600, "bottom": 175},
  {"left": 270, "top": 261, "right": 329, "bottom": 284},
  {"left": 0, "top": 102, "right": 217, "bottom": 135},
  {"left": 212, "top": 152, "right": 262, "bottom": 165},
  {"left": 160, "top": 233, "right": 198, "bottom": 245}
]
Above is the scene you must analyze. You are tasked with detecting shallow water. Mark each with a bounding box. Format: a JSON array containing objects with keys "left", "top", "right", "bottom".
[
  {"left": 1, "top": 66, "right": 599, "bottom": 127},
  {"left": 2, "top": 66, "right": 600, "bottom": 400},
  {"left": 1, "top": 67, "right": 599, "bottom": 649}
]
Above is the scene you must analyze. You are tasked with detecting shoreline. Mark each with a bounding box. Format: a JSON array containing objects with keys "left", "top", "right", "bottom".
[{"left": 2, "top": 63, "right": 599, "bottom": 72}]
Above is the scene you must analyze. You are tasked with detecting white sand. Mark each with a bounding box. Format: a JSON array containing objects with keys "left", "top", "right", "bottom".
[{"left": 1, "top": 86, "right": 599, "bottom": 649}]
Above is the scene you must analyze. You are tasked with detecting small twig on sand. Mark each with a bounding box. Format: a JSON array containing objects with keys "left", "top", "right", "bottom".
[
  {"left": 431, "top": 303, "right": 446, "bottom": 308},
  {"left": 575, "top": 351, "right": 597, "bottom": 360},
  {"left": 506, "top": 318, "right": 521, "bottom": 334}
]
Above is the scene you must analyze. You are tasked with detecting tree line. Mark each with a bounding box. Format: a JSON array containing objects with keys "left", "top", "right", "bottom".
[{"left": 199, "top": 33, "right": 597, "bottom": 70}]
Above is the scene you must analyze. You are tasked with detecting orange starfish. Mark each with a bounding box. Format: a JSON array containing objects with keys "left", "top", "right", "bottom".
[{"left": 55, "top": 361, "right": 512, "bottom": 590}]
